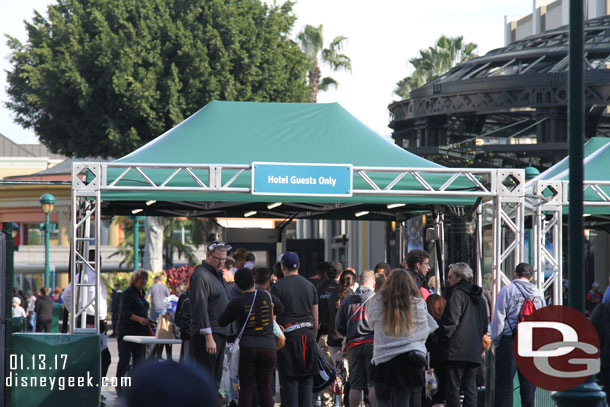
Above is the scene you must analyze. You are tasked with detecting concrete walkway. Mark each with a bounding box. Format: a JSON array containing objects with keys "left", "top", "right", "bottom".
[{"left": 101, "top": 336, "right": 181, "bottom": 407}]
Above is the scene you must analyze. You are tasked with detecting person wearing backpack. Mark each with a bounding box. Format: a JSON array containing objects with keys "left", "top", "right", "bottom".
[{"left": 491, "top": 262, "right": 546, "bottom": 407}]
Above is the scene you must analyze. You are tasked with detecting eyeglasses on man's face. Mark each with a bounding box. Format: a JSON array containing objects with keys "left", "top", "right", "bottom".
[{"left": 210, "top": 254, "right": 227, "bottom": 263}]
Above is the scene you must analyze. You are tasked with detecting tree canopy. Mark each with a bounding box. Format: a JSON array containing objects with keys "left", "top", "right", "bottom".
[
  {"left": 5, "top": 0, "right": 310, "bottom": 158},
  {"left": 297, "top": 24, "right": 351, "bottom": 103},
  {"left": 394, "top": 35, "right": 477, "bottom": 99}
]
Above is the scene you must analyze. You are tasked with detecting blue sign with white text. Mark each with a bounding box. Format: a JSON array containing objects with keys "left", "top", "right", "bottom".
[{"left": 252, "top": 162, "right": 352, "bottom": 197}]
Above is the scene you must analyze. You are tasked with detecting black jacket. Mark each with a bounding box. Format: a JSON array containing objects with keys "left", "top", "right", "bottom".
[
  {"left": 117, "top": 286, "right": 149, "bottom": 338},
  {"left": 327, "top": 288, "right": 350, "bottom": 347},
  {"left": 435, "top": 280, "right": 488, "bottom": 364},
  {"left": 407, "top": 268, "right": 428, "bottom": 290},
  {"left": 110, "top": 290, "right": 122, "bottom": 315},
  {"left": 175, "top": 292, "right": 191, "bottom": 340},
  {"left": 591, "top": 302, "right": 610, "bottom": 368},
  {"left": 335, "top": 286, "right": 375, "bottom": 345},
  {"left": 317, "top": 279, "right": 341, "bottom": 335},
  {"left": 189, "top": 262, "right": 231, "bottom": 336},
  {"left": 35, "top": 295, "right": 54, "bottom": 321}
]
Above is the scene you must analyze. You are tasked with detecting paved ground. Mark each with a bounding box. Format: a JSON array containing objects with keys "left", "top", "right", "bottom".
[
  {"left": 100, "top": 336, "right": 181, "bottom": 407},
  {"left": 100, "top": 336, "right": 288, "bottom": 407}
]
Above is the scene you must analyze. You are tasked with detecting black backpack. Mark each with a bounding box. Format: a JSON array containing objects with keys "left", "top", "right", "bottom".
[{"left": 177, "top": 296, "right": 192, "bottom": 338}]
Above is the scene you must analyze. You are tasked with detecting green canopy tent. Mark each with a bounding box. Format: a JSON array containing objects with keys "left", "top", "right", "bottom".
[
  {"left": 527, "top": 137, "right": 610, "bottom": 307},
  {"left": 527, "top": 137, "right": 610, "bottom": 215},
  {"left": 96, "top": 101, "right": 486, "bottom": 220},
  {"left": 72, "top": 101, "right": 526, "bottom": 331}
]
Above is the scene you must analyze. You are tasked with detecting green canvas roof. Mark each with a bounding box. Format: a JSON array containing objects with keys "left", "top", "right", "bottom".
[
  {"left": 527, "top": 137, "right": 610, "bottom": 215},
  {"left": 102, "top": 101, "right": 479, "bottom": 219}
]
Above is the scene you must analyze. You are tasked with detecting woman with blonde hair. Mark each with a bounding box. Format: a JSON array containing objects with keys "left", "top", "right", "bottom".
[{"left": 369, "top": 269, "right": 438, "bottom": 407}]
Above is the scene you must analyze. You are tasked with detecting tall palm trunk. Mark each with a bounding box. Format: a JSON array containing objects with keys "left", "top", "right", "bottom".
[{"left": 309, "top": 59, "right": 321, "bottom": 102}]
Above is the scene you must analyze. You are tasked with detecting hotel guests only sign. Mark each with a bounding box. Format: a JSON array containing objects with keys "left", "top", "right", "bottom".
[{"left": 252, "top": 162, "right": 352, "bottom": 197}]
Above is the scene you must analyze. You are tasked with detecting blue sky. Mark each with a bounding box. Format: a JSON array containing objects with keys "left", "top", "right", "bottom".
[{"left": 1, "top": 0, "right": 533, "bottom": 145}]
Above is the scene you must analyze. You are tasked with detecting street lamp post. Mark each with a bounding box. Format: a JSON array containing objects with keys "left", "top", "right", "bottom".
[
  {"left": 39, "top": 193, "right": 55, "bottom": 288},
  {"left": 130, "top": 215, "right": 145, "bottom": 269}
]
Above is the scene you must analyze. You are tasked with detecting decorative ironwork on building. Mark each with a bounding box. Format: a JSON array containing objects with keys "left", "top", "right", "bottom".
[{"left": 389, "top": 15, "right": 610, "bottom": 169}]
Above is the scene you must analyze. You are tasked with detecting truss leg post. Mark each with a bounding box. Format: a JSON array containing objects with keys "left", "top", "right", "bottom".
[{"left": 475, "top": 206, "right": 483, "bottom": 286}]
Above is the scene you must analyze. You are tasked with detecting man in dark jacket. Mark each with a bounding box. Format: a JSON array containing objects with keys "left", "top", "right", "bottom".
[
  {"left": 591, "top": 301, "right": 610, "bottom": 395},
  {"left": 109, "top": 283, "right": 122, "bottom": 337},
  {"left": 189, "top": 241, "right": 232, "bottom": 387},
  {"left": 435, "top": 262, "right": 488, "bottom": 407},
  {"left": 35, "top": 287, "right": 54, "bottom": 332},
  {"left": 336, "top": 270, "right": 376, "bottom": 407},
  {"left": 316, "top": 261, "right": 342, "bottom": 341},
  {"left": 406, "top": 249, "right": 430, "bottom": 290}
]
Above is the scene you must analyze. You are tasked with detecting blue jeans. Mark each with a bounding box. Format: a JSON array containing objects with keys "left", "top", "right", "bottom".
[
  {"left": 494, "top": 335, "right": 536, "bottom": 407},
  {"left": 150, "top": 308, "right": 165, "bottom": 323},
  {"left": 279, "top": 375, "right": 313, "bottom": 407},
  {"left": 28, "top": 311, "right": 36, "bottom": 331}
]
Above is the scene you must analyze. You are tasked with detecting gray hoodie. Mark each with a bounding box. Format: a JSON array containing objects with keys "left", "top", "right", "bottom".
[{"left": 491, "top": 279, "right": 546, "bottom": 346}]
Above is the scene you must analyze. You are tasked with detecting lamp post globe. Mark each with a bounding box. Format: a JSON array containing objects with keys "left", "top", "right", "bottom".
[
  {"left": 524, "top": 166, "right": 541, "bottom": 181},
  {"left": 40, "top": 193, "right": 56, "bottom": 214},
  {"left": 39, "top": 193, "right": 55, "bottom": 288}
]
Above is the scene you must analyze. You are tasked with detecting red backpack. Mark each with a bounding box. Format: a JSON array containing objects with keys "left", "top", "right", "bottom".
[{"left": 509, "top": 283, "right": 536, "bottom": 335}]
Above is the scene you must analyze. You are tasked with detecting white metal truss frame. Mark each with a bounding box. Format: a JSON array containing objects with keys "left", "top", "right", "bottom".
[
  {"left": 530, "top": 180, "right": 565, "bottom": 306},
  {"left": 70, "top": 162, "right": 101, "bottom": 334},
  {"left": 71, "top": 162, "right": 526, "bottom": 329},
  {"left": 489, "top": 170, "right": 526, "bottom": 307},
  {"left": 529, "top": 179, "right": 610, "bottom": 306}
]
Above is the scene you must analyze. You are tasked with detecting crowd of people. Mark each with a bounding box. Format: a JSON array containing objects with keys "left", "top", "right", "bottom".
[
  {"left": 14, "top": 240, "right": 610, "bottom": 407},
  {"left": 11, "top": 286, "right": 64, "bottom": 332},
  {"left": 109, "top": 241, "right": 548, "bottom": 407}
]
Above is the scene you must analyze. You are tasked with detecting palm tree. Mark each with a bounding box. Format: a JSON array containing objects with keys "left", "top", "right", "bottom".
[
  {"left": 297, "top": 24, "right": 352, "bottom": 103},
  {"left": 394, "top": 35, "right": 477, "bottom": 99},
  {"left": 109, "top": 217, "right": 214, "bottom": 270},
  {"left": 162, "top": 217, "right": 212, "bottom": 269},
  {"left": 109, "top": 216, "right": 141, "bottom": 269}
]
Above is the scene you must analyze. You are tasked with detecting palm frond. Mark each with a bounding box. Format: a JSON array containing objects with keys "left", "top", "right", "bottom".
[
  {"left": 319, "top": 77, "right": 338, "bottom": 91},
  {"left": 297, "top": 24, "right": 324, "bottom": 65}
]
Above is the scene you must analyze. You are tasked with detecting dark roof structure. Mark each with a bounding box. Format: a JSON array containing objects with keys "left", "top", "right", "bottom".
[
  {"left": 389, "top": 15, "right": 610, "bottom": 169},
  {"left": 0, "top": 134, "right": 65, "bottom": 159}
]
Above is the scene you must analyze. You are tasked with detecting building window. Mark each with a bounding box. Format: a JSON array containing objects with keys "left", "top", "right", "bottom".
[{"left": 24, "top": 223, "right": 59, "bottom": 245}]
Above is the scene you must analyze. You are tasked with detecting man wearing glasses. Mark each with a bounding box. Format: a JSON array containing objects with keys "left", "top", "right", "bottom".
[
  {"left": 405, "top": 249, "right": 431, "bottom": 290},
  {"left": 189, "top": 241, "right": 232, "bottom": 387}
]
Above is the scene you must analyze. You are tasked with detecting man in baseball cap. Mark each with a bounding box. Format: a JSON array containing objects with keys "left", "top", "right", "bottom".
[
  {"left": 271, "top": 252, "right": 319, "bottom": 407},
  {"left": 279, "top": 252, "right": 300, "bottom": 270}
]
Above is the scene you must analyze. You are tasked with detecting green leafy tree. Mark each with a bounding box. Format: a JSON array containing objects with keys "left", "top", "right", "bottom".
[
  {"left": 297, "top": 24, "right": 351, "bottom": 103},
  {"left": 109, "top": 217, "right": 144, "bottom": 269},
  {"left": 5, "top": 0, "right": 309, "bottom": 158},
  {"left": 394, "top": 35, "right": 477, "bottom": 99}
]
